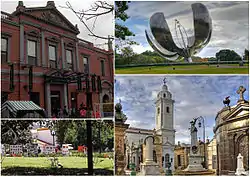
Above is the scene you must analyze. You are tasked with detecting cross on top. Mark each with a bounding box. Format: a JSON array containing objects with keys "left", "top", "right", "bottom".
[
  {"left": 236, "top": 86, "right": 246, "bottom": 101},
  {"left": 163, "top": 77, "right": 167, "bottom": 85}
]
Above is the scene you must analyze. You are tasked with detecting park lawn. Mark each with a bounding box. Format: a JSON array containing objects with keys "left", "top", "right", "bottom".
[
  {"left": 2, "top": 157, "right": 113, "bottom": 170},
  {"left": 115, "top": 64, "right": 249, "bottom": 74}
]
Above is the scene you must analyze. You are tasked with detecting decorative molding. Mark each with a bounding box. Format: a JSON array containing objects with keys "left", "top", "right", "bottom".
[
  {"left": 46, "top": 36, "right": 60, "bottom": 43},
  {"left": 41, "top": 11, "right": 69, "bottom": 29}
]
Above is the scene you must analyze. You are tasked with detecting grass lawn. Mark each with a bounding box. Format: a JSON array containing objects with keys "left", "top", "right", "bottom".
[
  {"left": 115, "top": 64, "right": 249, "bottom": 74},
  {"left": 2, "top": 156, "right": 113, "bottom": 169},
  {"left": 1, "top": 157, "right": 113, "bottom": 175}
]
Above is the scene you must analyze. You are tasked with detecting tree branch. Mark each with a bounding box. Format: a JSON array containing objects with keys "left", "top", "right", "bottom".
[{"left": 60, "top": 1, "right": 114, "bottom": 40}]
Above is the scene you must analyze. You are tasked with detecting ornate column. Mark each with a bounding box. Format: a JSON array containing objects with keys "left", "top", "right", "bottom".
[
  {"left": 41, "top": 30, "right": 46, "bottom": 67},
  {"left": 115, "top": 102, "right": 129, "bottom": 175},
  {"left": 63, "top": 84, "right": 68, "bottom": 109},
  {"left": 20, "top": 23, "right": 24, "bottom": 64},
  {"left": 61, "top": 38, "right": 65, "bottom": 69},
  {"left": 45, "top": 83, "right": 51, "bottom": 117},
  {"left": 75, "top": 41, "right": 80, "bottom": 72}
]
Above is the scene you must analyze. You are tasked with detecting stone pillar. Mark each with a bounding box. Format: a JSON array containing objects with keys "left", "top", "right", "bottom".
[
  {"left": 61, "top": 38, "right": 65, "bottom": 69},
  {"left": 135, "top": 150, "right": 139, "bottom": 169},
  {"left": 145, "top": 136, "right": 154, "bottom": 162},
  {"left": 75, "top": 42, "right": 79, "bottom": 72},
  {"left": 36, "top": 38, "right": 41, "bottom": 66},
  {"left": 45, "top": 83, "right": 51, "bottom": 117},
  {"left": 63, "top": 84, "right": 68, "bottom": 109},
  {"left": 41, "top": 31, "right": 46, "bottom": 67},
  {"left": 191, "top": 130, "right": 198, "bottom": 150},
  {"left": 20, "top": 24, "right": 24, "bottom": 64},
  {"left": 140, "top": 136, "right": 161, "bottom": 175},
  {"left": 115, "top": 123, "right": 129, "bottom": 175}
]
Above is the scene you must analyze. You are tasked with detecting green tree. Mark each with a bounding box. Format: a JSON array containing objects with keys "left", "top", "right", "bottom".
[
  {"left": 115, "top": 1, "right": 137, "bottom": 50},
  {"left": 115, "top": 1, "right": 134, "bottom": 40},
  {"left": 54, "top": 120, "right": 113, "bottom": 151},
  {"left": 215, "top": 49, "right": 242, "bottom": 61},
  {"left": 120, "top": 46, "right": 136, "bottom": 65},
  {"left": 54, "top": 120, "right": 72, "bottom": 146},
  {"left": 1, "top": 120, "right": 34, "bottom": 144},
  {"left": 243, "top": 49, "right": 249, "bottom": 60}
]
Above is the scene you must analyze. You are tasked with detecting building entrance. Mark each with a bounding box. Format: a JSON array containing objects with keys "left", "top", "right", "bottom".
[{"left": 51, "top": 91, "right": 61, "bottom": 117}]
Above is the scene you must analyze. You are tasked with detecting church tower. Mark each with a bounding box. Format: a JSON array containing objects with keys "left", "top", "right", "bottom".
[{"left": 155, "top": 79, "right": 175, "bottom": 170}]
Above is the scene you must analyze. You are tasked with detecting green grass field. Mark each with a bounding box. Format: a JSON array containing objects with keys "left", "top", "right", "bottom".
[
  {"left": 1, "top": 157, "right": 113, "bottom": 175},
  {"left": 2, "top": 156, "right": 113, "bottom": 169},
  {"left": 115, "top": 64, "right": 249, "bottom": 74}
]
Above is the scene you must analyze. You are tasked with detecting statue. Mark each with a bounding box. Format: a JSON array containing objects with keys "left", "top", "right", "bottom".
[
  {"left": 189, "top": 118, "right": 199, "bottom": 154},
  {"left": 145, "top": 3, "right": 212, "bottom": 63},
  {"left": 184, "top": 117, "right": 206, "bottom": 172},
  {"left": 223, "top": 96, "right": 230, "bottom": 107},
  {"left": 190, "top": 118, "right": 198, "bottom": 133},
  {"left": 115, "top": 100, "right": 128, "bottom": 123}
]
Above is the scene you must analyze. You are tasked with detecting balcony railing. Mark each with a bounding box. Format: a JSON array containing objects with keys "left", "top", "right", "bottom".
[{"left": 1, "top": 11, "right": 13, "bottom": 21}]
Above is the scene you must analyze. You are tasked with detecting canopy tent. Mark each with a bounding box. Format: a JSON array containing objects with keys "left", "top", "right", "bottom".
[{"left": 1, "top": 101, "right": 46, "bottom": 118}]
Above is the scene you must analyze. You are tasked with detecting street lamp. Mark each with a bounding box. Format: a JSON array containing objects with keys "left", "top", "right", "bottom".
[
  {"left": 197, "top": 116, "right": 206, "bottom": 169},
  {"left": 51, "top": 130, "right": 56, "bottom": 147}
]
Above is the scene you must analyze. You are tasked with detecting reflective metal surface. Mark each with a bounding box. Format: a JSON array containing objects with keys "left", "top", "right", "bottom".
[{"left": 145, "top": 3, "right": 212, "bottom": 62}]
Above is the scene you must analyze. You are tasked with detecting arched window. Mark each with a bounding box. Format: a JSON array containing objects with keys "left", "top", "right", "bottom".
[
  {"left": 165, "top": 153, "right": 170, "bottom": 168},
  {"left": 163, "top": 93, "right": 166, "bottom": 98},
  {"left": 166, "top": 107, "right": 169, "bottom": 113},
  {"left": 162, "top": 156, "right": 164, "bottom": 168},
  {"left": 157, "top": 107, "right": 160, "bottom": 114},
  {"left": 102, "top": 94, "right": 109, "bottom": 103}
]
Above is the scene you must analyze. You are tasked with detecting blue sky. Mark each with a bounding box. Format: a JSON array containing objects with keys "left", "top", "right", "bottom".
[
  {"left": 115, "top": 75, "right": 249, "bottom": 144},
  {"left": 116, "top": 1, "right": 249, "bottom": 57}
]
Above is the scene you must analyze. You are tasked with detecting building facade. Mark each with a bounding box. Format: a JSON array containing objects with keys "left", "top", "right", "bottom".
[
  {"left": 174, "top": 142, "right": 190, "bottom": 170},
  {"left": 1, "top": 1, "right": 113, "bottom": 117},
  {"left": 213, "top": 86, "right": 249, "bottom": 175},
  {"left": 124, "top": 82, "right": 175, "bottom": 172}
]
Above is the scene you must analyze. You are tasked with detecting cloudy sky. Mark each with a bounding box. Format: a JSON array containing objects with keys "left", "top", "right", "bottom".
[
  {"left": 115, "top": 75, "right": 249, "bottom": 144},
  {"left": 1, "top": 0, "right": 113, "bottom": 50},
  {"left": 117, "top": 1, "right": 249, "bottom": 57}
]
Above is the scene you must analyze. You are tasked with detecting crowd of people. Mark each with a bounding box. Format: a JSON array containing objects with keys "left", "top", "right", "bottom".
[{"left": 51, "top": 103, "right": 101, "bottom": 118}]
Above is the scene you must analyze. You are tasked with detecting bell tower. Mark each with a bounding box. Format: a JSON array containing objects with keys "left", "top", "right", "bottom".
[
  {"left": 155, "top": 78, "right": 174, "bottom": 133},
  {"left": 154, "top": 78, "right": 175, "bottom": 170}
]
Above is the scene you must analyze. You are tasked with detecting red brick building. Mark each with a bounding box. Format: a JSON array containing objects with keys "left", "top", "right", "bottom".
[{"left": 1, "top": 1, "right": 113, "bottom": 118}]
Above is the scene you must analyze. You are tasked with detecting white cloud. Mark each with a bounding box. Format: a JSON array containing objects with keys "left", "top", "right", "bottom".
[
  {"left": 131, "top": 43, "right": 153, "bottom": 54},
  {"left": 115, "top": 76, "right": 249, "bottom": 144}
]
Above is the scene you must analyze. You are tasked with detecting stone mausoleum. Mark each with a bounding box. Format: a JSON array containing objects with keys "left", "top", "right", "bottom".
[{"left": 214, "top": 86, "right": 249, "bottom": 175}]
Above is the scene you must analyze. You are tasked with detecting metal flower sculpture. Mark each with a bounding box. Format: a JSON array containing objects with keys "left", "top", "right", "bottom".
[{"left": 145, "top": 3, "right": 212, "bottom": 62}]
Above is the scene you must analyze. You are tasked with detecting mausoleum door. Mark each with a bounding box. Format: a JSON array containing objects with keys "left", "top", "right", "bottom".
[
  {"left": 153, "top": 150, "right": 157, "bottom": 162},
  {"left": 165, "top": 153, "right": 170, "bottom": 168},
  {"left": 237, "top": 135, "right": 249, "bottom": 170}
]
